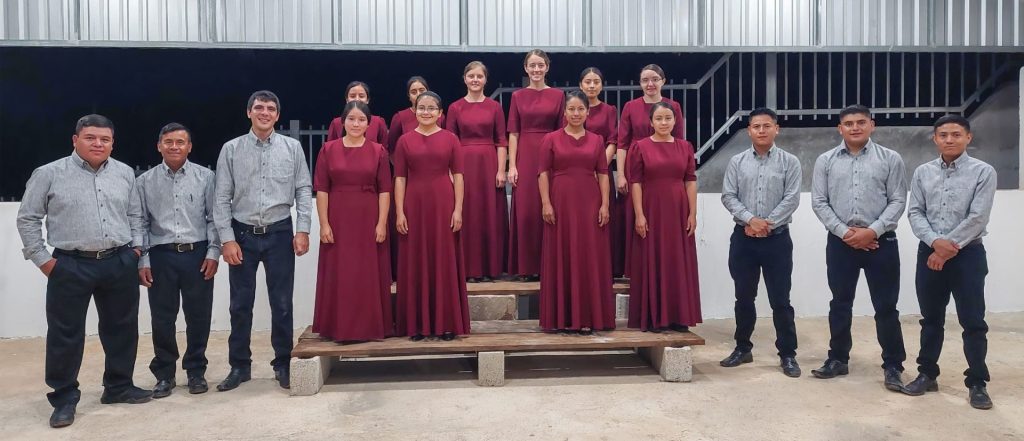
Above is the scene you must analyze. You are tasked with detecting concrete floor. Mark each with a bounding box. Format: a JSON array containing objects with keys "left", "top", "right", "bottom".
[{"left": 1, "top": 313, "right": 1023, "bottom": 441}]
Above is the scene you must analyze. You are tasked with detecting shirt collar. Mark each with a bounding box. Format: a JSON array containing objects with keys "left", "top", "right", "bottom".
[
  {"left": 750, "top": 144, "right": 776, "bottom": 158},
  {"left": 941, "top": 152, "right": 971, "bottom": 170},
  {"left": 839, "top": 139, "right": 873, "bottom": 156},
  {"left": 71, "top": 150, "right": 107, "bottom": 172},
  {"left": 246, "top": 129, "right": 276, "bottom": 145},
  {"left": 160, "top": 160, "right": 190, "bottom": 176}
]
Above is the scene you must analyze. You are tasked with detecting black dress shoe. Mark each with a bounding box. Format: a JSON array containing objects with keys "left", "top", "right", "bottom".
[
  {"left": 274, "top": 368, "right": 290, "bottom": 390},
  {"left": 719, "top": 350, "right": 753, "bottom": 367},
  {"left": 528, "top": 274, "right": 540, "bottom": 282},
  {"left": 669, "top": 324, "right": 689, "bottom": 332},
  {"left": 187, "top": 376, "right": 209, "bottom": 394},
  {"left": 578, "top": 328, "right": 593, "bottom": 336},
  {"left": 467, "top": 277, "right": 480, "bottom": 283},
  {"left": 440, "top": 332, "right": 456, "bottom": 341},
  {"left": 100, "top": 386, "right": 154, "bottom": 404},
  {"left": 152, "top": 379, "right": 175, "bottom": 399},
  {"left": 811, "top": 359, "right": 849, "bottom": 379},
  {"left": 216, "top": 368, "right": 251, "bottom": 392},
  {"left": 515, "top": 275, "right": 530, "bottom": 282},
  {"left": 781, "top": 357, "right": 802, "bottom": 378},
  {"left": 410, "top": 334, "right": 426, "bottom": 342},
  {"left": 901, "top": 373, "right": 938, "bottom": 396},
  {"left": 884, "top": 367, "right": 904, "bottom": 391},
  {"left": 49, "top": 403, "right": 75, "bottom": 428},
  {"left": 480, "top": 276, "right": 493, "bottom": 283},
  {"left": 969, "top": 385, "right": 993, "bottom": 410}
]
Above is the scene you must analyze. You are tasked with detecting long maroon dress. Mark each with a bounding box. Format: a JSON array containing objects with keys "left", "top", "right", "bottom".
[
  {"left": 586, "top": 102, "right": 623, "bottom": 277},
  {"left": 388, "top": 108, "right": 446, "bottom": 153},
  {"left": 312, "top": 139, "right": 394, "bottom": 341},
  {"left": 507, "top": 87, "right": 565, "bottom": 276},
  {"left": 446, "top": 97, "right": 508, "bottom": 279},
  {"left": 617, "top": 97, "right": 685, "bottom": 278},
  {"left": 394, "top": 129, "right": 470, "bottom": 336},
  {"left": 626, "top": 136, "right": 701, "bottom": 330},
  {"left": 538, "top": 129, "right": 615, "bottom": 331},
  {"left": 326, "top": 115, "right": 389, "bottom": 145}
]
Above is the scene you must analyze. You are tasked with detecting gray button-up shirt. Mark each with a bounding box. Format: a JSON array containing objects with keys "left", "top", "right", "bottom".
[
  {"left": 908, "top": 153, "right": 996, "bottom": 247},
  {"left": 721, "top": 145, "right": 802, "bottom": 228},
  {"left": 136, "top": 160, "right": 221, "bottom": 267},
  {"left": 214, "top": 130, "right": 312, "bottom": 243},
  {"left": 811, "top": 140, "right": 908, "bottom": 238},
  {"left": 17, "top": 152, "right": 143, "bottom": 267}
]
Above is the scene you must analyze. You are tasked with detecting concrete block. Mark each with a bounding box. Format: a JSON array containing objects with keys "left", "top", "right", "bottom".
[
  {"left": 615, "top": 294, "right": 629, "bottom": 320},
  {"left": 477, "top": 351, "right": 505, "bottom": 386},
  {"left": 290, "top": 356, "right": 334, "bottom": 396},
  {"left": 638, "top": 346, "right": 693, "bottom": 382},
  {"left": 469, "top": 295, "right": 517, "bottom": 320}
]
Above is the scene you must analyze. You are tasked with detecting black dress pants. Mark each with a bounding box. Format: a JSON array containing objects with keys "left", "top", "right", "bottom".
[
  {"left": 148, "top": 243, "right": 214, "bottom": 381},
  {"left": 728, "top": 226, "right": 798, "bottom": 358}
]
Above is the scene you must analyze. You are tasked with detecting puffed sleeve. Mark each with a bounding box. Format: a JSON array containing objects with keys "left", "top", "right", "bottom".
[
  {"left": 682, "top": 140, "right": 697, "bottom": 182},
  {"left": 594, "top": 136, "right": 609, "bottom": 174},
  {"left": 605, "top": 105, "right": 618, "bottom": 146},
  {"left": 445, "top": 101, "right": 460, "bottom": 137},
  {"left": 552, "top": 90, "right": 566, "bottom": 131},
  {"left": 539, "top": 133, "right": 555, "bottom": 175},
  {"left": 507, "top": 93, "right": 521, "bottom": 134},
  {"left": 627, "top": 142, "right": 645, "bottom": 184},
  {"left": 376, "top": 144, "right": 393, "bottom": 193},
  {"left": 393, "top": 136, "right": 408, "bottom": 178},
  {"left": 312, "top": 142, "right": 331, "bottom": 192},
  {"left": 449, "top": 133, "right": 465, "bottom": 174},
  {"left": 493, "top": 100, "right": 508, "bottom": 147},
  {"left": 617, "top": 101, "right": 633, "bottom": 148}
]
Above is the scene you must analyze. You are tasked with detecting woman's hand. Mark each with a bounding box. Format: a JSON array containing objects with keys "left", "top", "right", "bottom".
[
  {"left": 495, "top": 171, "right": 507, "bottom": 188},
  {"left": 507, "top": 166, "right": 519, "bottom": 187},
  {"left": 374, "top": 222, "right": 387, "bottom": 243},
  {"left": 686, "top": 214, "right": 697, "bottom": 237},
  {"left": 451, "top": 210, "right": 463, "bottom": 232},
  {"left": 542, "top": 203, "right": 556, "bottom": 225},
  {"left": 635, "top": 215, "right": 649, "bottom": 239},
  {"left": 615, "top": 172, "right": 628, "bottom": 195},
  {"left": 597, "top": 204, "right": 610, "bottom": 227},
  {"left": 320, "top": 223, "right": 334, "bottom": 244},
  {"left": 396, "top": 214, "right": 409, "bottom": 235}
]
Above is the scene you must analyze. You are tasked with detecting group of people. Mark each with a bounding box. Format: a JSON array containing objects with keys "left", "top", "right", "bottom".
[{"left": 15, "top": 49, "right": 996, "bottom": 429}]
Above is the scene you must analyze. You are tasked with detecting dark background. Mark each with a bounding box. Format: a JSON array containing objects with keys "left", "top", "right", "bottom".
[{"left": 0, "top": 47, "right": 724, "bottom": 199}]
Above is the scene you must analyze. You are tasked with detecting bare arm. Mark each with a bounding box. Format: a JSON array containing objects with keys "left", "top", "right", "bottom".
[
  {"left": 451, "top": 174, "right": 465, "bottom": 232},
  {"left": 508, "top": 133, "right": 520, "bottom": 186}
]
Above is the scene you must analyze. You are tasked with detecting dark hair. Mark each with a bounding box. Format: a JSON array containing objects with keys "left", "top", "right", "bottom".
[
  {"left": 564, "top": 90, "right": 589, "bottom": 109},
  {"left": 247, "top": 90, "right": 280, "bottom": 112},
  {"left": 415, "top": 91, "right": 443, "bottom": 109},
  {"left": 748, "top": 107, "right": 779, "bottom": 124},
  {"left": 933, "top": 114, "right": 971, "bottom": 133},
  {"left": 838, "top": 104, "right": 872, "bottom": 121},
  {"left": 157, "top": 122, "right": 191, "bottom": 142},
  {"left": 75, "top": 114, "right": 115, "bottom": 136},
  {"left": 341, "top": 101, "right": 372, "bottom": 121},
  {"left": 406, "top": 76, "right": 429, "bottom": 92},
  {"left": 524, "top": 49, "right": 550, "bottom": 66},
  {"left": 641, "top": 64, "right": 665, "bottom": 79},
  {"left": 579, "top": 67, "right": 604, "bottom": 82},
  {"left": 345, "top": 81, "right": 370, "bottom": 98},
  {"left": 463, "top": 61, "right": 488, "bottom": 77},
  {"left": 648, "top": 101, "right": 674, "bottom": 120}
]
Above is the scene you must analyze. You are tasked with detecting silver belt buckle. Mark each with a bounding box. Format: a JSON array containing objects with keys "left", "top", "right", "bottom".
[
  {"left": 96, "top": 248, "right": 116, "bottom": 259},
  {"left": 253, "top": 225, "right": 268, "bottom": 235},
  {"left": 175, "top": 243, "right": 193, "bottom": 252}
]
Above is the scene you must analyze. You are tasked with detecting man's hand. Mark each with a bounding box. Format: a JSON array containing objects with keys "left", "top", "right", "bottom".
[
  {"left": 843, "top": 227, "right": 879, "bottom": 250},
  {"left": 747, "top": 217, "right": 772, "bottom": 237},
  {"left": 222, "top": 241, "right": 243, "bottom": 265},
  {"left": 931, "top": 239, "right": 960, "bottom": 260},
  {"left": 139, "top": 267, "right": 153, "bottom": 287},
  {"left": 200, "top": 259, "right": 218, "bottom": 280},
  {"left": 293, "top": 232, "right": 310, "bottom": 256},
  {"left": 40, "top": 259, "right": 57, "bottom": 277},
  {"left": 927, "top": 252, "right": 949, "bottom": 271}
]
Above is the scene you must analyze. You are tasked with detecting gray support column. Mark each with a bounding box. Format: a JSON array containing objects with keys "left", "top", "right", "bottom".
[{"left": 765, "top": 53, "right": 778, "bottom": 110}]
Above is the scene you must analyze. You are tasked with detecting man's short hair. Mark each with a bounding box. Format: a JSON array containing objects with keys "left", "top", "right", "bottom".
[
  {"left": 933, "top": 114, "right": 971, "bottom": 133},
  {"left": 247, "top": 90, "right": 280, "bottom": 111},
  {"left": 838, "top": 104, "right": 872, "bottom": 121},
  {"left": 158, "top": 122, "right": 192, "bottom": 143},
  {"left": 75, "top": 114, "right": 115, "bottom": 136},
  {"left": 748, "top": 107, "right": 778, "bottom": 123}
]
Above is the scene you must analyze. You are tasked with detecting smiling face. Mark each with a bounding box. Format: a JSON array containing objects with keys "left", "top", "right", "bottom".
[
  {"left": 73, "top": 126, "right": 114, "bottom": 167},
  {"left": 580, "top": 72, "right": 603, "bottom": 101},
  {"left": 933, "top": 122, "right": 972, "bottom": 161},
  {"left": 346, "top": 85, "right": 369, "bottom": 104},
  {"left": 414, "top": 94, "right": 441, "bottom": 127},
  {"left": 407, "top": 81, "right": 427, "bottom": 106},
  {"left": 524, "top": 55, "right": 549, "bottom": 84},
  {"left": 747, "top": 115, "right": 779, "bottom": 150},
  {"left": 247, "top": 98, "right": 280, "bottom": 134},
  {"left": 344, "top": 108, "right": 369, "bottom": 139},
  {"left": 464, "top": 67, "right": 486, "bottom": 94},
  {"left": 564, "top": 96, "right": 589, "bottom": 129},
  {"left": 640, "top": 69, "right": 664, "bottom": 97},
  {"left": 837, "top": 112, "right": 875, "bottom": 147},
  {"left": 650, "top": 106, "right": 675, "bottom": 137},
  {"left": 157, "top": 130, "right": 192, "bottom": 166}
]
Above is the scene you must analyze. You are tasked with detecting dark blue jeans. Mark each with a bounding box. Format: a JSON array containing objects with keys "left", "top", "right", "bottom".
[
  {"left": 148, "top": 243, "right": 214, "bottom": 380},
  {"left": 728, "top": 226, "right": 797, "bottom": 358},
  {"left": 825, "top": 232, "right": 906, "bottom": 370},
  {"left": 228, "top": 220, "right": 295, "bottom": 370},
  {"left": 45, "top": 247, "right": 140, "bottom": 407},
  {"left": 915, "top": 241, "right": 990, "bottom": 387}
]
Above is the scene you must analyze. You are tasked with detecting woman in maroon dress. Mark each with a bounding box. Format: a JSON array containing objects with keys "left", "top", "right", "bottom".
[
  {"left": 388, "top": 76, "right": 445, "bottom": 153},
  {"left": 446, "top": 61, "right": 508, "bottom": 283},
  {"left": 508, "top": 49, "right": 565, "bottom": 281},
  {"left": 617, "top": 64, "right": 685, "bottom": 278},
  {"left": 394, "top": 91, "right": 469, "bottom": 341},
  {"left": 327, "top": 81, "right": 389, "bottom": 145},
  {"left": 579, "top": 67, "right": 624, "bottom": 278},
  {"left": 627, "top": 102, "right": 701, "bottom": 332},
  {"left": 538, "top": 91, "right": 614, "bottom": 334},
  {"left": 312, "top": 101, "right": 394, "bottom": 341}
]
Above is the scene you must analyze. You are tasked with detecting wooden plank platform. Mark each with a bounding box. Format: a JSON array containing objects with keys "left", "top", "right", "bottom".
[
  {"left": 293, "top": 320, "right": 704, "bottom": 358},
  {"left": 389, "top": 281, "right": 631, "bottom": 296}
]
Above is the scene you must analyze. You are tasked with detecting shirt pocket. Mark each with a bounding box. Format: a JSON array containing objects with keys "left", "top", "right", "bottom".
[{"left": 270, "top": 152, "right": 296, "bottom": 179}]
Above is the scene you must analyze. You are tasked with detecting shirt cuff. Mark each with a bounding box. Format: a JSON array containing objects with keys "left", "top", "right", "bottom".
[
  {"left": 29, "top": 250, "right": 53, "bottom": 268},
  {"left": 738, "top": 211, "right": 755, "bottom": 224},
  {"left": 140, "top": 254, "right": 151, "bottom": 269},
  {"left": 830, "top": 223, "right": 851, "bottom": 239},
  {"left": 868, "top": 221, "right": 887, "bottom": 239},
  {"left": 205, "top": 246, "right": 221, "bottom": 261},
  {"left": 920, "top": 233, "right": 941, "bottom": 248},
  {"left": 218, "top": 228, "right": 236, "bottom": 243}
]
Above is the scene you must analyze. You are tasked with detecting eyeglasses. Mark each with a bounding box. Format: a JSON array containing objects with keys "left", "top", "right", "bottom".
[
  {"left": 640, "top": 77, "right": 663, "bottom": 85},
  {"left": 416, "top": 106, "right": 439, "bottom": 114}
]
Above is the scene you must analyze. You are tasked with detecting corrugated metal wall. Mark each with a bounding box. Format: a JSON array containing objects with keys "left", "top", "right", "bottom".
[{"left": 1, "top": 0, "right": 1021, "bottom": 51}]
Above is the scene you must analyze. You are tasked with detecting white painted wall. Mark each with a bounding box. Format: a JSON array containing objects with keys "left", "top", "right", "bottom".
[{"left": 3, "top": 190, "right": 1023, "bottom": 338}]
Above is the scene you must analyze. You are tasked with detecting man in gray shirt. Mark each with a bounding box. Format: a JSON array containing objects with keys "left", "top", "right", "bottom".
[
  {"left": 809, "top": 105, "right": 908, "bottom": 392},
  {"left": 719, "top": 108, "right": 802, "bottom": 378},
  {"left": 214, "top": 90, "right": 312, "bottom": 392},
  {"left": 902, "top": 114, "right": 996, "bottom": 410},
  {"left": 135, "top": 123, "right": 220, "bottom": 397},
  {"left": 17, "top": 114, "right": 152, "bottom": 428}
]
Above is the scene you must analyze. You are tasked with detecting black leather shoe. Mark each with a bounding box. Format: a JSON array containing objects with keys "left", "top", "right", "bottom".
[
  {"left": 884, "top": 367, "right": 904, "bottom": 391},
  {"left": 216, "top": 368, "right": 251, "bottom": 392},
  {"left": 719, "top": 350, "right": 753, "bottom": 367},
  {"left": 480, "top": 276, "right": 493, "bottom": 283},
  {"left": 467, "top": 277, "right": 480, "bottom": 283},
  {"left": 440, "top": 332, "right": 456, "bottom": 341},
  {"left": 811, "top": 359, "right": 849, "bottom": 379},
  {"left": 275, "top": 368, "right": 290, "bottom": 390},
  {"left": 515, "top": 275, "right": 530, "bottom": 282},
  {"left": 100, "top": 386, "right": 153, "bottom": 404},
  {"left": 410, "top": 334, "right": 426, "bottom": 342},
  {"left": 781, "top": 357, "right": 802, "bottom": 378},
  {"left": 49, "top": 403, "right": 75, "bottom": 428},
  {"left": 187, "top": 376, "right": 209, "bottom": 394},
  {"left": 669, "top": 324, "right": 689, "bottom": 332},
  {"left": 969, "top": 385, "right": 993, "bottom": 410},
  {"left": 152, "top": 379, "right": 175, "bottom": 399},
  {"left": 901, "top": 373, "right": 938, "bottom": 396}
]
